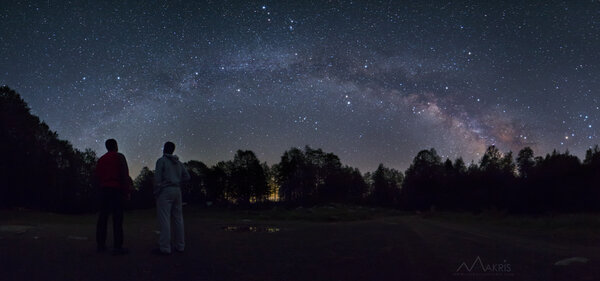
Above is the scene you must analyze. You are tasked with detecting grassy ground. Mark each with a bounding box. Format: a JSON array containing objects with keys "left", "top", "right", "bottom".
[
  {"left": 0, "top": 204, "right": 406, "bottom": 223},
  {"left": 185, "top": 204, "right": 408, "bottom": 221},
  {"left": 1, "top": 206, "right": 599, "bottom": 281},
  {"left": 423, "top": 211, "right": 600, "bottom": 244}
]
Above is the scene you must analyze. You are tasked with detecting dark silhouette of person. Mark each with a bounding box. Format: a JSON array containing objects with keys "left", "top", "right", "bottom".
[
  {"left": 153, "top": 141, "right": 190, "bottom": 255},
  {"left": 95, "top": 139, "right": 133, "bottom": 255}
]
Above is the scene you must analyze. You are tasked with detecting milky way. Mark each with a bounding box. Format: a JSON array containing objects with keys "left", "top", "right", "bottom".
[{"left": 2, "top": 1, "right": 600, "bottom": 175}]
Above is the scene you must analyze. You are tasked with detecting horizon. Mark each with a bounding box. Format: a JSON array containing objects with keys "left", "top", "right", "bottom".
[{"left": 13, "top": 92, "right": 600, "bottom": 177}]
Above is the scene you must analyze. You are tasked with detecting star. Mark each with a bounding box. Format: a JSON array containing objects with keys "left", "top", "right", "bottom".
[{"left": 1, "top": 0, "right": 598, "bottom": 176}]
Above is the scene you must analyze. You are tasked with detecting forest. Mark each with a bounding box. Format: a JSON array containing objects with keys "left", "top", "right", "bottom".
[{"left": 2, "top": 86, "right": 600, "bottom": 213}]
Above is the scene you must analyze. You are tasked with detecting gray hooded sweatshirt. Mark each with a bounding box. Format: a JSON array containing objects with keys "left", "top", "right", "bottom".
[{"left": 154, "top": 154, "right": 190, "bottom": 196}]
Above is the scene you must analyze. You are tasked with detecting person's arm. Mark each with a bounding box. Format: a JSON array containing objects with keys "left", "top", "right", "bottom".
[
  {"left": 154, "top": 158, "right": 164, "bottom": 196},
  {"left": 119, "top": 154, "right": 133, "bottom": 198},
  {"left": 181, "top": 162, "right": 191, "bottom": 183}
]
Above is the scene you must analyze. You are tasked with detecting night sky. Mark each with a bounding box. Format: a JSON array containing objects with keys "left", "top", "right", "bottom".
[{"left": 2, "top": 1, "right": 600, "bottom": 175}]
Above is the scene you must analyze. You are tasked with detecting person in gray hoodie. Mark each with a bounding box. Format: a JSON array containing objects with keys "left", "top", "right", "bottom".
[{"left": 153, "top": 141, "right": 190, "bottom": 255}]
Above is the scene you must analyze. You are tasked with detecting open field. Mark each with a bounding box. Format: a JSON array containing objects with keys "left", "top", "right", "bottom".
[{"left": 1, "top": 206, "right": 599, "bottom": 281}]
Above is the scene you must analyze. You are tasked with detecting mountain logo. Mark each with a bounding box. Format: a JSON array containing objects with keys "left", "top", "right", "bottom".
[{"left": 454, "top": 256, "right": 512, "bottom": 276}]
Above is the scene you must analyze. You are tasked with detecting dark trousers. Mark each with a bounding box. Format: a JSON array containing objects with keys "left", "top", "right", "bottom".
[{"left": 96, "top": 188, "right": 124, "bottom": 249}]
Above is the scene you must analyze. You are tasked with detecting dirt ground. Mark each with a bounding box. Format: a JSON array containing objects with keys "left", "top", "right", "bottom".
[{"left": 1, "top": 208, "right": 599, "bottom": 281}]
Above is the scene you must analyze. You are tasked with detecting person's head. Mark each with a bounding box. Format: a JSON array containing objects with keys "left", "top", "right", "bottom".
[
  {"left": 105, "top": 139, "right": 118, "bottom": 152},
  {"left": 163, "top": 141, "right": 175, "bottom": 155}
]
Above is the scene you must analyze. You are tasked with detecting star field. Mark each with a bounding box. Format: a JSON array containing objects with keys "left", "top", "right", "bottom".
[{"left": 2, "top": 1, "right": 600, "bottom": 175}]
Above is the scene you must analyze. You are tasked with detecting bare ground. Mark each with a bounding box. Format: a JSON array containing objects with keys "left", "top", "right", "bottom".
[{"left": 1, "top": 209, "right": 599, "bottom": 281}]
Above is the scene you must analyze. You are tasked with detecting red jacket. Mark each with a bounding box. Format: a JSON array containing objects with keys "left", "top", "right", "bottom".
[{"left": 95, "top": 151, "right": 132, "bottom": 192}]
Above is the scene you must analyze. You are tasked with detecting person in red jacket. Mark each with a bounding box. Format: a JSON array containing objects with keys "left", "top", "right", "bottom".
[{"left": 95, "top": 138, "right": 132, "bottom": 255}]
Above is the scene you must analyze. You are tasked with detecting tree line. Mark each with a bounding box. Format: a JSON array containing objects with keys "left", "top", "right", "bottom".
[
  {"left": 2, "top": 86, "right": 600, "bottom": 213},
  {"left": 398, "top": 146, "right": 600, "bottom": 213},
  {"left": 131, "top": 145, "right": 600, "bottom": 214},
  {"left": 1, "top": 86, "right": 97, "bottom": 213}
]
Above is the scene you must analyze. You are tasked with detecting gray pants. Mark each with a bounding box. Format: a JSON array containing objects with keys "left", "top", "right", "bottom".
[{"left": 156, "top": 186, "right": 184, "bottom": 253}]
